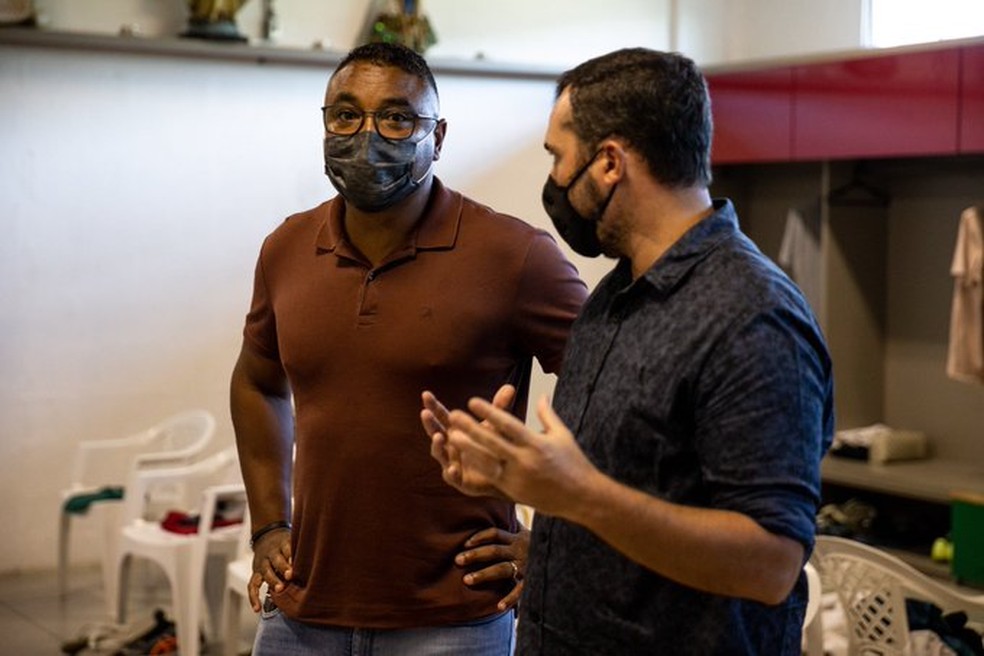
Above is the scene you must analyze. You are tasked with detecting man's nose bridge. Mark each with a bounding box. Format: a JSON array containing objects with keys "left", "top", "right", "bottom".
[{"left": 361, "top": 111, "right": 379, "bottom": 134}]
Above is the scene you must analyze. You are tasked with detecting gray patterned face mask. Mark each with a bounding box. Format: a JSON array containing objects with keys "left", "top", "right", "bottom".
[{"left": 323, "top": 131, "right": 430, "bottom": 212}]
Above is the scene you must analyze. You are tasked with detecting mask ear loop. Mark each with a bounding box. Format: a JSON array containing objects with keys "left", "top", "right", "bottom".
[
  {"left": 567, "top": 148, "right": 618, "bottom": 225},
  {"left": 407, "top": 119, "right": 443, "bottom": 189},
  {"left": 400, "top": 116, "right": 442, "bottom": 192},
  {"left": 560, "top": 149, "right": 604, "bottom": 192},
  {"left": 410, "top": 158, "right": 435, "bottom": 188},
  {"left": 591, "top": 178, "right": 618, "bottom": 224},
  {"left": 584, "top": 140, "right": 630, "bottom": 228}
]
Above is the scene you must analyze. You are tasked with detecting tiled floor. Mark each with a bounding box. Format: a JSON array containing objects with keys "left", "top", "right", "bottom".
[
  {"left": 0, "top": 562, "right": 256, "bottom": 655},
  {"left": 11, "top": 560, "right": 977, "bottom": 655}
]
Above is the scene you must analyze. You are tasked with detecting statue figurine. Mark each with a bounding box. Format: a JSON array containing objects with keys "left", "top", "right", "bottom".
[
  {"left": 0, "top": 0, "right": 36, "bottom": 26},
  {"left": 364, "top": 0, "right": 437, "bottom": 54},
  {"left": 182, "top": 0, "right": 250, "bottom": 42}
]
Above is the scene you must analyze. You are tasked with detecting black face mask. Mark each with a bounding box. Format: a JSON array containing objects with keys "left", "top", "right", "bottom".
[
  {"left": 323, "top": 131, "right": 431, "bottom": 212},
  {"left": 541, "top": 151, "right": 616, "bottom": 257}
]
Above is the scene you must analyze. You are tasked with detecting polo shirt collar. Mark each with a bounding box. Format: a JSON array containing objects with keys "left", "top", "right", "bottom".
[{"left": 315, "top": 177, "right": 461, "bottom": 256}]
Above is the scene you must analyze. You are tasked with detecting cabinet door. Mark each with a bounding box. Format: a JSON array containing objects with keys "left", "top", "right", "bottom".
[
  {"left": 960, "top": 44, "right": 984, "bottom": 153},
  {"left": 794, "top": 50, "right": 960, "bottom": 159},
  {"left": 706, "top": 68, "right": 793, "bottom": 163}
]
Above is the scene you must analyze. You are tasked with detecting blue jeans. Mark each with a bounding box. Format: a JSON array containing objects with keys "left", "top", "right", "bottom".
[{"left": 253, "top": 602, "right": 515, "bottom": 656}]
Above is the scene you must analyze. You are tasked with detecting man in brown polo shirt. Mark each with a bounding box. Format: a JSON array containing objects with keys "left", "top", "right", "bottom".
[{"left": 230, "top": 42, "right": 586, "bottom": 655}]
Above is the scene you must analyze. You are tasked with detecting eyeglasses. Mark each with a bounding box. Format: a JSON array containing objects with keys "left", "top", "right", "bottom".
[{"left": 321, "top": 105, "right": 439, "bottom": 141}]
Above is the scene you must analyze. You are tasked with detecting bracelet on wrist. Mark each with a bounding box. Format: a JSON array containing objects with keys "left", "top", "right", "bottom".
[{"left": 250, "top": 520, "right": 291, "bottom": 549}]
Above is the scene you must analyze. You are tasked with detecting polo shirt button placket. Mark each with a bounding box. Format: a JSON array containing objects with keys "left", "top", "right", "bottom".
[{"left": 358, "top": 269, "right": 380, "bottom": 322}]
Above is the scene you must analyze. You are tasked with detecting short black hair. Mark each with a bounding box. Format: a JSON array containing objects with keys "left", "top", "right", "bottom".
[
  {"left": 556, "top": 48, "right": 712, "bottom": 188},
  {"left": 333, "top": 42, "right": 439, "bottom": 100}
]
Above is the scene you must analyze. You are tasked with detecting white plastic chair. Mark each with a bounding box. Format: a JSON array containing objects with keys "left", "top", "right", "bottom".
[
  {"left": 109, "top": 445, "right": 245, "bottom": 656},
  {"left": 221, "top": 507, "right": 257, "bottom": 656},
  {"left": 58, "top": 410, "right": 217, "bottom": 596},
  {"left": 802, "top": 560, "right": 824, "bottom": 656},
  {"left": 813, "top": 535, "right": 984, "bottom": 655}
]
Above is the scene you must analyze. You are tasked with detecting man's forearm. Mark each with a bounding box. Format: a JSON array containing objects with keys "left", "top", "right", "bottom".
[
  {"left": 231, "top": 367, "right": 294, "bottom": 528},
  {"left": 565, "top": 471, "right": 804, "bottom": 605}
]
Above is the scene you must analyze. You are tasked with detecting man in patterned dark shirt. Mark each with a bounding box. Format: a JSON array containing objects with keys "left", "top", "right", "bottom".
[{"left": 421, "top": 47, "right": 834, "bottom": 655}]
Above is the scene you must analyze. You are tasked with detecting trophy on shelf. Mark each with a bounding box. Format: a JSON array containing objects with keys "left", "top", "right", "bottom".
[
  {"left": 363, "top": 0, "right": 436, "bottom": 54},
  {"left": 182, "top": 0, "right": 250, "bottom": 42},
  {"left": 0, "top": 0, "right": 35, "bottom": 27}
]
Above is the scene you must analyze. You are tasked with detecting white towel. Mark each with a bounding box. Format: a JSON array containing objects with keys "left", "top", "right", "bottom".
[
  {"left": 833, "top": 423, "right": 928, "bottom": 464},
  {"left": 946, "top": 205, "right": 984, "bottom": 384},
  {"left": 778, "top": 206, "right": 822, "bottom": 311}
]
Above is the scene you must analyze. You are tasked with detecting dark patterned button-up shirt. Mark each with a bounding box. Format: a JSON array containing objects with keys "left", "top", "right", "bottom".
[{"left": 518, "top": 199, "right": 834, "bottom": 655}]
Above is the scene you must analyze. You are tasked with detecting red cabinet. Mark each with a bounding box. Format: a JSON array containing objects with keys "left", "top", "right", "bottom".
[
  {"left": 705, "top": 43, "right": 984, "bottom": 164},
  {"left": 706, "top": 68, "right": 793, "bottom": 163},
  {"left": 960, "top": 44, "right": 984, "bottom": 153},
  {"left": 792, "top": 50, "right": 961, "bottom": 160}
]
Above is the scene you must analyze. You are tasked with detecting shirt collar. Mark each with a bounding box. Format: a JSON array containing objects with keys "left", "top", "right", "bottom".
[
  {"left": 315, "top": 177, "right": 462, "bottom": 256},
  {"left": 634, "top": 198, "right": 739, "bottom": 295}
]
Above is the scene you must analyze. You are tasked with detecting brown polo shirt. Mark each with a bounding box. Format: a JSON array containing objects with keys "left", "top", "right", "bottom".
[{"left": 243, "top": 179, "right": 587, "bottom": 628}]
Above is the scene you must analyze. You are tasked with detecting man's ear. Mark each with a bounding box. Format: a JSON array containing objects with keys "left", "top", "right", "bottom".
[
  {"left": 433, "top": 119, "right": 448, "bottom": 161},
  {"left": 599, "top": 139, "right": 628, "bottom": 183}
]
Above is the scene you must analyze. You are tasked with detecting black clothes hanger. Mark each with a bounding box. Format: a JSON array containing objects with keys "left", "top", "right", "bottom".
[{"left": 828, "top": 164, "right": 890, "bottom": 207}]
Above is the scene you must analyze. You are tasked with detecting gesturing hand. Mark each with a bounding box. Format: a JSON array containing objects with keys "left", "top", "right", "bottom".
[
  {"left": 446, "top": 394, "right": 599, "bottom": 519},
  {"left": 421, "top": 384, "right": 515, "bottom": 498}
]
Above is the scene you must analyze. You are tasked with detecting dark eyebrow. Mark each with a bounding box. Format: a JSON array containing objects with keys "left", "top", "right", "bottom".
[
  {"left": 378, "top": 96, "right": 415, "bottom": 108},
  {"left": 328, "top": 92, "right": 415, "bottom": 109},
  {"left": 329, "top": 92, "right": 359, "bottom": 105}
]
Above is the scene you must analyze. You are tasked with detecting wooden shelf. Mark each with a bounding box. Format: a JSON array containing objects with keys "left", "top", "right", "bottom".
[
  {"left": 822, "top": 457, "right": 984, "bottom": 505},
  {"left": 881, "top": 547, "right": 984, "bottom": 591},
  {"left": 884, "top": 546, "right": 950, "bottom": 579},
  {"left": 0, "top": 26, "right": 563, "bottom": 80}
]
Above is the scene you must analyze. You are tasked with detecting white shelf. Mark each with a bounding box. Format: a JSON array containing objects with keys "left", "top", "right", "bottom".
[
  {"left": 0, "top": 26, "right": 563, "bottom": 80},
  {"left": 822, "top": 456, "right": 984, "bottom": 504}
]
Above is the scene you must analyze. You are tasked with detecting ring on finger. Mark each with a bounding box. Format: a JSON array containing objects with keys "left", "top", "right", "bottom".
[{"left": 509, "top": 560, "right": 520, "bottom": 581}]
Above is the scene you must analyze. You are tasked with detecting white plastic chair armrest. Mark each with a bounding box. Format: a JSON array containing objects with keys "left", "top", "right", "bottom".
[
  {"left": 120, "top": 461, "right": 210, "bottom": 525},
  {"left": 69, "top": 428, "right": 156, "bottom": 484},
  {"left": 816, "top": 536, "right": 984, "bottom": 624},
  {"left": 194, "top": 483, "right": 247, "bottom": 572},
  {"left": 134, "top": 449, "right": 201, "bottom": 468},
  {"left": 198, "top": 484, "right": 247, "bottom": 536}
]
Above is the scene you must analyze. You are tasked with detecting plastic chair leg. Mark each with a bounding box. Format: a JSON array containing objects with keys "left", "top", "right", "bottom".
[
  {"left": 171, "top": 557, "right": 202, "bottom": 656},
  {"left": 221, "top": 587, "right": 243, "bottom": 656},
  {"left": 112, "top": 553, "right": 132, "bottom": 624},
  {"left": 58, "top": 511, "right": 71, "bottom": 598},
  {"left": 804, "top": 609, "right": 824, "bottom": 656}
]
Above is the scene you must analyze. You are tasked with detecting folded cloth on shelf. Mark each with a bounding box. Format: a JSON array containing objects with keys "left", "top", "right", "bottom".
[{"left": 831, "top": 423, "right": 928, "bottom": 464}]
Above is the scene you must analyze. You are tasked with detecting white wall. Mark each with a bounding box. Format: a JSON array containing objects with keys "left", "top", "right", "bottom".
[
  {"left": 677, "top": 0, "right": 866, "bottom": 66},
  {"left": 1, "top": 0, "right": 866, "bottom": 573}
]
